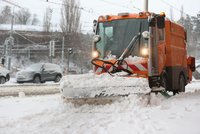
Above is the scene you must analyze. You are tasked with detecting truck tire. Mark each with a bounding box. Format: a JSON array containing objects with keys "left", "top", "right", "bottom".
[
  {"left": 161, "top": 74, "right": 168, "bottom": 91},
  {"left": 178, "top": 74, "right": 185, "bottom": 92}
]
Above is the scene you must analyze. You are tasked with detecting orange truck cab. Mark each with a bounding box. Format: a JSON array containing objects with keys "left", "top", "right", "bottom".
[{"left": 92, "top": 12, "right": 195, "bottom": 94}]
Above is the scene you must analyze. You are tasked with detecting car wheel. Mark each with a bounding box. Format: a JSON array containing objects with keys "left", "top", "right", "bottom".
[
  {"left": 6, "top": 74, "right": 10, "bottom": 81},
  {"left": 33, "top": 75, "right": 41, "bottom": 83},
  {"left": 54, "top": 75, "right": 61, "bottom": 82},
  {"left": 0, "top": 76, "right": 6, "bottom": 84}
]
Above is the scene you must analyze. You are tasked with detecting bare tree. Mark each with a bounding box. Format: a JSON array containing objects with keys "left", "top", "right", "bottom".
[
  {"left": 0, "top": 6, "right": 12, "bottom": 24},
  {"left": 43, "top": 7, "right": 53, "bottom": 32},
  {"left": 15, "top": 8, "right": 31, "bottom": 25},
  {"left": 60, "top": 0, "right": 81, "bottom": 35}
]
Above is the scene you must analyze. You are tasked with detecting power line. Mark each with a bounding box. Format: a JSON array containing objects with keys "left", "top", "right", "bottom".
[
  {"left": 41, "top": 0, "right": 98, "bottom": 17},
  {"left": 160, "top": 0, "right": 191, "bottom": 17},
  {"left": 2, "top": 0, "right": 23, "bottom": 9},
  {"left": 100, "top": 0, "right": 141, "bottom": 11}
]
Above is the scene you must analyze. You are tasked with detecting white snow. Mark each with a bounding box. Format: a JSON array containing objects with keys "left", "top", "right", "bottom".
[
  {"left": 60, "top": 73, "right": 151, "bottom": 98},
  {"left": 0, "top": 78, "right": 200, "bottom": 134},
  {"left": 124, "top": 56, "right": 147, "bottom": 63}
]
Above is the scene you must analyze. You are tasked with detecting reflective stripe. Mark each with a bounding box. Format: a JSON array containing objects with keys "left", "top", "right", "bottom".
[
  {"left": 134, "top": 63, "right": 147, "bottom": 71},
  {"left": 108, "top": 66, "right": 113, "bottom": 72},
  {"left": 96, "top": 67, "right": 103, "bottom": 73},
  {"left": 122, "top": 65, "right": 133, "bottom": 72}
]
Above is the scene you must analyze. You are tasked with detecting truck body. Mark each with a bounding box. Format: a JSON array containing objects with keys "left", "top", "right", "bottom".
[{"left": 92, "top": 12, "right": 195, "bottom": 94}]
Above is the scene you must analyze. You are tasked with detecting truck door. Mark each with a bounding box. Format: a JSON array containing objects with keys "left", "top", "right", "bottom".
[
  {"left": 148, "top": 16, "right": 165, "bottom": 77},
  {"left": 148, "top": 26, "right": 159, "bottom": 76}
]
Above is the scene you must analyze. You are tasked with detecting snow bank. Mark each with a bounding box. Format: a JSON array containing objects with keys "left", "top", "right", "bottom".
[
  {"left": 1, "top": 86, "right": 200, "bottom": 134},
  {"left": 60, "top": 73, "right": 151, "bottom": 98}
]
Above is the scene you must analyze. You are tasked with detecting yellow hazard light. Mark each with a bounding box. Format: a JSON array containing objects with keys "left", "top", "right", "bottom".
[
  {"left": 139, "top": 12, "right": 144, "bottom": 17},
  {"left": 160, "top": 12, "right": 165, "bottom": 17}
]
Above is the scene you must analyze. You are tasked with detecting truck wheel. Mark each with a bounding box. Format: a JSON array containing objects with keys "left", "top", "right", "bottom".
[
  {"left": 179, "top": 75, "right": 185, "bottom": 92},
  {"left": 161, "top": 74, "right": 168, "bottom": 91},
  {"left": 33, "top": 75, "right": 41, "bottom": 83},
  {"left": 0, "top": 77, "right": 6, "bottom": 84}
]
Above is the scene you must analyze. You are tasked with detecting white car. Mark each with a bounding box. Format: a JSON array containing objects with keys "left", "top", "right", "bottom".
[
  {"left": 16, "top": 63, "right": 62, "bottom": 83},
  {"left": 0, "top": 66, "right": 10, "bottom": 84}
]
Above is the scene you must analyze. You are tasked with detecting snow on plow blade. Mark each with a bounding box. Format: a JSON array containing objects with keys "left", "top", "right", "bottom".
[{"left": 59, "top": 73, "right": 151, "bottom": 105}]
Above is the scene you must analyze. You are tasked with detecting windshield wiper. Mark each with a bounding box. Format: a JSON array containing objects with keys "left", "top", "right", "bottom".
[
  {"left": 118, "top": 22, "right": 142, "bottom": 65},
  {"left": 118, "top": 33, "right": 141, "bottom": 63}
]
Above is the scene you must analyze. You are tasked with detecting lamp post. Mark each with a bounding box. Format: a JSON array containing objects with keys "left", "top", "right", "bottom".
[{"left": 67, "top": 48, "right": 73, "bottom": 73}]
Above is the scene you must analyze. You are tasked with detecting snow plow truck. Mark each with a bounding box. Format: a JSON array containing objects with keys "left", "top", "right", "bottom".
[{"left": 60, "top": 8, "right": 195, "bottom": 104}]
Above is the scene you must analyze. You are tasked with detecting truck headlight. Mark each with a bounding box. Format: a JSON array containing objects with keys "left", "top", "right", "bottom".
[
  {"left": 141, "top": 48, "right": 148, "bottom": 56},
  {"left": 92, "top": 51, "right": 99, "bottom": 58}
]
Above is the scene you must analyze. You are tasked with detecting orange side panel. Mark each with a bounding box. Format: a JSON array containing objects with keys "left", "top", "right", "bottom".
[
  {"left": 165, "top": 20, "right": 187, "bottom": 68},
  {"left": 157, "top": 42, "right": 166, "bottom": 75}
]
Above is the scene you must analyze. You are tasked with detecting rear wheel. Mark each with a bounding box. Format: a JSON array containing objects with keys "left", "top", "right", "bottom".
[
  {"left": 161, "top": 74, "right": 168, "bottom": 91},
  {"left": 55, "top": 75, "right": 61, "bottom": 82},
  {"left": 178, "top": 74, "right": 185, "bottom": 93},
  {"left": 33, "top": 75, "right": 41, "bottom": 83},
  {"left": 0, "top": 76, "right": 6, "bottom": 84}
]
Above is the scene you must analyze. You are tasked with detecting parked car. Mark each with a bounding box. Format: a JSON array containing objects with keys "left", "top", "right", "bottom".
[
  {"left": 193, "top": 65, "right": 200, "bottom": 80},
  {"left": 0, "top": 66, "right": 10, "bottom": 84},
  {"left": 16, "top": 63, "right": 62, "bottom": 83}
]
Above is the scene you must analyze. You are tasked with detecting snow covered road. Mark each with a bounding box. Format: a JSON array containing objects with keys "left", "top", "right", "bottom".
[
  {"left": 0, "top": 81, "right": 200, "bottom": 134},
  {"left": 0, "top": 83, "right": 59, "bottom": 97}
]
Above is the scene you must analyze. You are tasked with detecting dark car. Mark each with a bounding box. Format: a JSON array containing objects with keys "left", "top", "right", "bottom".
[
  {"left": 193, "top": 65, "right": 200, "bottom": 80},
  {"left": 0, "top": 66, "right": 10, "bottom": 84},
  {"left": 16, "top": 63, "right": 62, "bottom": 83}
]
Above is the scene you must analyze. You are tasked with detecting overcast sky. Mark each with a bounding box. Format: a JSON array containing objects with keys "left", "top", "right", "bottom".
[{"left": 1, "top": 0, "right": 200, "bottom": 33}]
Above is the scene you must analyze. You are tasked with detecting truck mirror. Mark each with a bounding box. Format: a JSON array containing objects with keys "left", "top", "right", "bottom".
[
  {"left": 93, "top": 35, "right": 101, "bottom": 43},
  {"left": 148, "top": 18, "right": 155, "bottom": 27},
  {"left": 142, "top": 31, "right": 150, "bottom": 40},
  {"left": 93, "top": 20, "right": 97, "bottom": 33},
  {"left": 157, "top": 16, "right": 165, "bottom": 29}
]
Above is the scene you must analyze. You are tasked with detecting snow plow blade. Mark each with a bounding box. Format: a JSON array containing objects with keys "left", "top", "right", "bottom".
[{"left": 59, "top": 73, "right": 152, "bottom": 105}]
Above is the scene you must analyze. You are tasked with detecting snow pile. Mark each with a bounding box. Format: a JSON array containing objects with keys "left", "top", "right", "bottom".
[
  {"left": 18, "top": 92, "right": 26, "bottom": 98},
  {"left": 124, "top": 56, "right": 147, "bottom": 63},
  {"left": 0, "top": 94, "right": 166, "bottom": 134},
  {"left": 0, "top": 85, "right": 200, "bottom": 134},
  {"left": 60, "top": 73, "right": 151, "bottom": 98}
]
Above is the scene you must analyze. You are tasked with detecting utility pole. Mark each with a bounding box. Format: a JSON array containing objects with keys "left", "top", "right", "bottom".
[
  {"left": 49, "top": 40, "right": 55, "bottom": 63},
  {"left": 2, "top": 0, "right": 24, "bottom": 70},
  {"left": 67, "top": 48, "right": 73, "bottom": 73},
  {"left": 7, "top": 8, "right": 15, "bottom": 70},
  {"left": 61, "top": 37, "right": 64, "bottom": 65},
  {"left": 144, "top": 0, "right": 148, "bottom": 12}
]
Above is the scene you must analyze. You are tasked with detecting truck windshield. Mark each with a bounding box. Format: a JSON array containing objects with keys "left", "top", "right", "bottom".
[{"left": 96, "top": 18, "right": 148, "bottom": 58}]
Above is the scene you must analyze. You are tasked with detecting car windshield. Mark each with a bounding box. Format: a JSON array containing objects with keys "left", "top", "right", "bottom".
[
  {"left": 96, "top": 18, "right": 148, "bottom": 58},
  {"left": 27, "top": 63, "right": 43, "bottom": 71}
]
